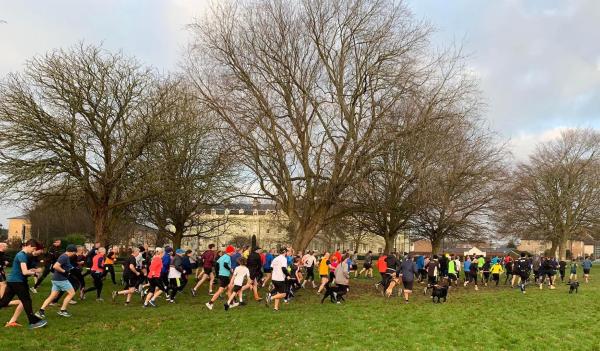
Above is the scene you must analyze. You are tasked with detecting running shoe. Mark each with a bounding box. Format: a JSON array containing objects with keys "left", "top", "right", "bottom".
[
  {"left": 191, "top": 289, "right": 197, "bottom": 297},
  {"left": 96, "top": 298, "right": 104, "bottom": 302},
  {"left": 149, "top": 300, "right": 157, "bottom": 307},
  {"left": 224, "top": 303, "right": 229, "bottom": 311},
  {"left": 29, "top": 320, "right": 48, "bottom": 329},
  {"left": 111, "top": 291, "right": 117, "bottom": 302},
  {"left": 68, "top": 300, "right": 77, "bottom": 305},
  {"left": 57, "top": 310, "right": 72, "bottom": 318},
  {"left": 30, "top": 287, "right": 38, "bottom": 294},
  {"left": 34, "top": 311, "right": 45, "bottom": 320},
  {"left": 265, "top": 293, "right": 272, "bottom": 306},
  {"left": 4, "top": 322, "right": 22, "bottom": 328},
  {"left": 48, "top": 302, "right": 56, "bottom": 307},
  {"left": 205, "top": 302, "right": 213, "bottom": 310}
]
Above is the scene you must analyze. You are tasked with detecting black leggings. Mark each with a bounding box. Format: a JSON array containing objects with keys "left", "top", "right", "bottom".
[
  {"left": 103, "top": 264, "right": 116, "bottom": 284},
  {"left": 84, "top": 272, "right": 103, "bottom": 298},
  {"left": 33, "top": 263, "right": 53, "bottom": 289},
  {"left": 0, "top": 282, "right": 41, "bottom": 324}
]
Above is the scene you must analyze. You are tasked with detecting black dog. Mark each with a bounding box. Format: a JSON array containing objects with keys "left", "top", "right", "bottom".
[
  {"left": 431, "top": 285, "right": 448, "bottom": 303},
  {"left": 321, "top": 285, "right": 347, "bottom": 304},
  {"left": 568, "top": 281, "right": 580, "bottom": 294}
]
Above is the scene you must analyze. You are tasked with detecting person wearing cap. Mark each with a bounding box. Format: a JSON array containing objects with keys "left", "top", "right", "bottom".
[
  {"left": 205, "top": 245, "right": 234, "bottom": 310},
  {"left": 36, "top": 244, "right": 78, "bottom": 319},
  {"left": 112, "top": 247, "right": 142, "bottom": 305}
]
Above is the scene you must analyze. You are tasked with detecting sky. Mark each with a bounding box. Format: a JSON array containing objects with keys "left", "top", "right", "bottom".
[{"left": 0, "top": 0, "right": 599, "bottom": 223}]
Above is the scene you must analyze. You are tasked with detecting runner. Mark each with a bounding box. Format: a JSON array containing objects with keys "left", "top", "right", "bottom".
[
  {"left": 36, "top": 244, "right": 78, "bottom": 318},
  {"left": 191, "top": 244, "right": 216, "bottom": 296},
  {"left": 424, "top": 254, "right": 440, "bottom": 294},
  {"left": 265, "top": 247, "right": 288, "bottom": 311},
  {"left": 103, "top": 247, "right": 117, "bottom": 285},
  {"left": 356, "top": 251, "right": 374, "bottom": 279},
  {"left": 558, "top": 259, "right": 567, "bottom": 282},
  {"left": 205, "top": 245, "right": 235, "bottom": 310},
  {"left": 0, "top": 239, "right": 47, "bottom": 329},
  {"left": 447, "top": 254, "right": 458, "bottom": 287},
  {"left": 317, "top": 252, "right": 331, "bottom": 294},
  {"left": 569, "top": 260, "right": 578, "bottom": 282},
  {"left": 490, "top": 260, "right": 504, "bottom": 286},
  {"left": 261, "top": 248, "right": 275, "bottom": 288},
  {"left": 582, "top": 256, "right": 592, "bottom": 283},
  {"left": 82, "top": 247, "right": 105, "bottom": 301},
  {"left": 332, "top": 253, "right": 350, "bottom": 303},
  {"left": 301, "top": 250, "right": 317, "bottom": 288},
  {"left": 32, "top": 239, "right": 62, "bottom": 293},
  {"left": 482, "top": 258, "right": 491, "bottom": 287},
  {"left": 225, "top": 257, "right": 250, "bottom": 310},
  {"left": 399, "top": 255, "right": 418, "bottom": 303},
  {"left": 143, "top": 247, "right": 166, "bottom": 308},
  {"left": 246, "top": 246, "right": 263, "bottom": 301},
  {"left": 166, "top": 249, "right": 184, "bottom": 302},
  {"left": 0, "top": 242, "right": 8, "bottom": 298},
  {"left": 112, "top": 247, "right": 142, "bottom": 305},
  {"left": 515, "top": 252, "right": 530, "bottom": 294}
]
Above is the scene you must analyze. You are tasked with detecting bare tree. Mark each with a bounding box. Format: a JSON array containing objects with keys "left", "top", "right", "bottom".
[
  {"left": 133, "top": 78, "right": 238, "bottom": 248},
  {"left": 495, "top": 129, "right": 600, "bottom": 258},
  {"left": 187, "top": 0, "right": 434, "bottom": 250},
  {"left": 0, "top": 44, "right": 165, "bottom": 244}
]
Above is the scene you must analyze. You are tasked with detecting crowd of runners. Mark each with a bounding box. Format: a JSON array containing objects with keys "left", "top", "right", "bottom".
[{"left": 0, "top": 239, "right": 594, "bottom": 329}]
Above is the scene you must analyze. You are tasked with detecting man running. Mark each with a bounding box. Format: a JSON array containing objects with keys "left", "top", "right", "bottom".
[
  {"left": 112, "top": 247, "right": 142, "bottom": 305},
  {"left": 582, "top": 256, "right": 592, "bottom": 283},
  {"left": 205, "top": 245, "right": 235, "bottom": 310},
  {"left": 31, "top": 239, "right": 62, "bottom": 293},
  {"left": 246, "top": 246, "right": 263, "bottom": 301},
  {"left": 356, "top": 251, "right": 373, "bottom": 279},
  {"left": 191, "top": 244, "right": 216, "bottom": 296},
  {"left": 144, "top": 247, "right": 166, "bottom": 307},
  {"left": 302, "top": 250, "right": 317, "bottom": 288},
  {"left": 0, "top": 239, "right": 47, "bottom": 329},
  {"left": 0, "top": 242, "right": 9, "bottom": 298},
  {"left": 265, "top": 247, "right": 289, "bottom": 311},
  {"left": 82, "top": 247, "right": 105, "bottom": 301},
  {"left": 36, "top": 244, "right": 78, "bottom": 318},
  {"left": 399, "top": 255, "right": 418, "bottom": 303},
  {"left": 515, "top": 252, "right": 530, "bottom": 294}
]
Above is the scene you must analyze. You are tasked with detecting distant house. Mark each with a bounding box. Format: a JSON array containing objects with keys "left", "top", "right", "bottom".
[
  {"left": 7, "top": 215, "right": 31, "bottom": 242},
  {"left": 517, "top": 239, "right": 590, "bottom": 258}
]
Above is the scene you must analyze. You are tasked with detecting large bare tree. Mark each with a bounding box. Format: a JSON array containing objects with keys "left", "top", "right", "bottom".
[
  {"left": 0, "top": 44, "right": 165, "bottom": 244},
  {"left": 187, "top": 0, "right": 435, "bottom": 250},
  {"left": 133, "top": 78, "right": 238, "bottom": 248},
  {"left": 496, "top": 129, "right": 600, "bottom": 258}
]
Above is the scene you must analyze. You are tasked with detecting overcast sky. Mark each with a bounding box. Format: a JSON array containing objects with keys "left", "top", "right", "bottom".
[{"left": 1, "top": 0, "right": 599, "bottom": 223}]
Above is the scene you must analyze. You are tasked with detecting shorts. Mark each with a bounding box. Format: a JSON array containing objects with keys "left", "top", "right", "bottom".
[
  {"left": 273, "top": 280, "right": 286, "bottom": 294},
  {"left": 233, "top": 285, "right": 243, "bottom": 293},
  {"left": 203, "top": 267, "right": 213, "bottom": 275},
  {"left": 583, "top": 269, "right": 590, "bottom": 275},
  {"left": 402, "top": 280, "right": 414, "bottom": 290},
  {"left": 250, "top": 269, "right": 262, "bottom": 281},
  {"left": 218, "top": 275, "right": 230, "bottom": 288},
  {"left": 51, "top": 280, "right": 74, "bottom": 292},
  {"left": 351, "top": 264, "right": 358, "bottom": 271},
  {"left": 148, "top": 277, "right": 166, "bottom": 293},
  {"left": 125, "top": 276, "right": 139, "bottom": 289},
  {"left": 263, "top": 268, "right": 273, "bottom": 274},
  {"left": 546, "top": 271, "right": 555, "bottom": 277}
]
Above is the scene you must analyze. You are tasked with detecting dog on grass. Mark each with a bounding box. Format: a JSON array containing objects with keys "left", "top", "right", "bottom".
[
  {"left": 568, "top": 281, "right": 580, "bottom": 294},
  {"left": 321, "top": 284, "right": 348, "bottom": 304},
  {"left": 431, "top": 285, "right": 448, "bottom": 303}
]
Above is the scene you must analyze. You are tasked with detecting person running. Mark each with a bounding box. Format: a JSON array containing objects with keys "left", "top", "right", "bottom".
[
  {"left": 356, "top": 251, "right": 374, "bottom": 279},
  {"left": 399, "top": 255, "right": 418, "bottom": 303},
  {"left": 384, "top": 252, "right": 400, "bottom": 296},
  {"left": 515, "top": 252, "right": 530, "bottom": 294},
  {"left": 532, "top": 255, "right": 541, "bottom": 284},
  {"left": 424, "top": 255, "right": 440, "bottom": 294},
  {"left": 490, "top": 261, "right": 504, "bottom": 286},
  {"left": 454, "top": 256, "right": 462, "bottom": 283},
  {"left": 262, "top": 248, "right": 275, "bottom": 288},
  {"left": 166, "top": 249, "right": 185, "bottom": 302},
  {"left": 465, "top": 256, "right": 479, "bottom": 291},
  {"left": 463, "top": 256, "right": 471, "bottom": 286},
  {"left": 317, "top": 252, "right": 331, "bottom": 294},
  {"left": 205, "top": 245, "right": 235, "bottom": 310},
  {"left": 448, "top": 254, "right": 458, "bottom": 287},
  {"left": 569, "top": 260, "right": 578, "bottom": 282},
  {"left": 582, "top": 256, "right": 592, "bottom": 283},
  {"left": 225, "top": 257, "right": 250, "bottom": 310},
  {"left": 302, "top": 251, "right": 317, "bottom": 287},
  {"left": 82, "top": 247, "right": 105, "bottom": 301},
  {"left": 192, "top": 244, "right": 217, "bottom": 296},
  {"left": 504, "top": 257, "right": 513, "bottom": 285},
  {"left": 103, "top": 248, "right": 117, "bottom": 285},
  {"left": 558, "top": 259, "right": 567, "bottom": 282},
  {"left": 332, "top": 254, "right": 350, "bottom": 303},
  {"left": 482, "top": 259, "right": 491, "bottom": 287},
  {"left": 375, "top": 252, "right": 388, "bottom": 292},
  {"left": 112, "top": 247, "right": 142, "bottom": 305},
  {"left": 31, "top": 239, "right": 62, "bottom": 293},
  {"left": 0, "top": 242, "right": 9, "bottom": 299},
  {"left": 36, "top": 245, "right": 78, "bottom": 319},
  {"left": 0, "top": 239, "right": 47, "bottom": 329},
  {"left": 265, "top": 247, "right": 289, "bottom": 311},
  {"left": 144, "top": 247, "right": 166, "bottom": 308},
  {"left": 246, "top": 246, "right": 263, "bottom": 301}
]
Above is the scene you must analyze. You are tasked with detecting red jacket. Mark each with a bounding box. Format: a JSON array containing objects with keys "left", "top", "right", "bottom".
[{"left": 377, "top": 255, "right": 387, "bottom": 273}]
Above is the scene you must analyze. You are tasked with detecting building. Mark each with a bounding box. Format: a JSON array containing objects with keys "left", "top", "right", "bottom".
[
  {"left": 7, "top": 215, "right": 31, "bottom": 242},
  {"left": 517, "top": 239, "right": 590, "bottom": 258}
]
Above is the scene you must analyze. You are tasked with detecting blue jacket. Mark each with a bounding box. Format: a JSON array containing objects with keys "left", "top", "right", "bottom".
[
  {"left": 464, "top": 260, "right": 471, "bottom": 272},
  {"left": 416, "top": 256, "right": 425, "bottom": 270},
  {"left": 264, "top": 253, "right": 274, "bottom": 269},
  {"left": 161, "top": 254, "right": 171, "bottom": 274}
]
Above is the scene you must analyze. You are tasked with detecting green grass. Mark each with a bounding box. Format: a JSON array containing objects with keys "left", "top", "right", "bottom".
[{"left": 1, "top": 270, "right": 599, "bottom": 351}]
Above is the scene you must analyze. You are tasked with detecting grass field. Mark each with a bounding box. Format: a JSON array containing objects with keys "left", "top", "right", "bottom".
[{"left": 1, "top": 269, "right": 599, "bottom": 351}]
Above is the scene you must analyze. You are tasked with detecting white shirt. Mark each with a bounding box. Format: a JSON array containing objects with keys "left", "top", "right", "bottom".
[
  {"left": 303, "top": 254, "right": 316, "bottom": 268},
  {"left": 271, "top": 254, "right": 288, "bottom": 282},
  {"left": 168, "top": 266, "right": 181, "bottom": 279},
  {"left": 232, "top": 266, "right": 250, "bottom": 286}
]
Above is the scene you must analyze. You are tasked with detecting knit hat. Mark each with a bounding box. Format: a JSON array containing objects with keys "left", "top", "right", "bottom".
[{"left": 225, "top": 245, "right": 235, "bottom": 254}]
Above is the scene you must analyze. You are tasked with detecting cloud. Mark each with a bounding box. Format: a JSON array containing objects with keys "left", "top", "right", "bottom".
[{"left": 508, "top": 126, "right": 574, "bottom": 162}]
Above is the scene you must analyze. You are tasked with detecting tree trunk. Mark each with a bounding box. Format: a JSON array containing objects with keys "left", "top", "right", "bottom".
[
  {"left": 92, "top": 205, "right": 109, "bottom": 246},
  {"left": 172, "top": 230, "right": 183, "bottom": 249},
  {"left": 548, "top": 240, "right": 558, "bottom": 258},
  {"left": 291, "top": 220, "right": 322, "bottom": 252},
  {"left": 383, "top": 234, "right": 397, "bottom": 254},
  {"left": 431, "top": 237, "right": 441, "bottom": 255}
]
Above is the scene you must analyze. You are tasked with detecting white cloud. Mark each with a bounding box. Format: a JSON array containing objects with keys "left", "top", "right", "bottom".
[{"left": 508, "top": 126, "right": 573, "bottom": 162}]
